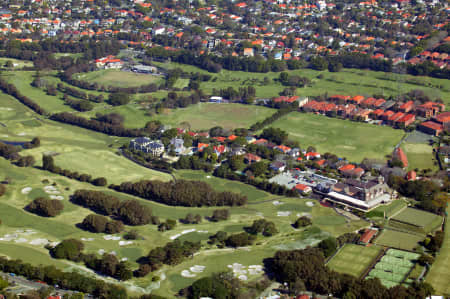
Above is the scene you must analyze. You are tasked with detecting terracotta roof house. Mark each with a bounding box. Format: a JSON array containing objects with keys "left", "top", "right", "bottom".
[
  {"left": 399, "top": 100, "right": 414, "bottom": 113},
  {"left": 360, "top": 228, "right": 377, "bottom": 244},
  {"left": 244, "top": 153, "right": 261, "bottom": 164},
  {"left": 393, "top": 147, "right": 408, "bottom": 168},
  {"left": 295, "top": 183, "right": 312, "bottom": 194},
  {"left": 418, "top": 121, "right": 444, "bottom": 136},
  {"left": 406, "top": 170, "right": 416, "bottom": 181},
  {"left": 395, "top": 113, "right": 415, "bottom": 127},
  {"left": 434, "top": 112, "right": 450, "bottom": 124},
  {"left": 305, "top": 152, "right": 320, "bottom": 160},
  {"left": 416, "top": 102, "right": 445, "bottom": 118}
]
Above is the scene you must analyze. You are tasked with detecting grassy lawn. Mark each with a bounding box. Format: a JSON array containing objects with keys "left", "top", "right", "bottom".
[
  {"left": 327, "top": 244, "right": 382, "bottom": 277},
  {"left": 367, "top": 200, "right": 408, "bottom": 219},
  {"left": 155, "top": 62, "right": 450, "bottom": 105},
  {"left": 390, "top": 208, "right": 443, "bottom": 233},
  {"left": 270, "top": 112, "right": 404, "bottom": 162},
  {"left": 74, "top": 69, "right": 163, "bottom": 88},
  {"left": 152, "top": 103, "right": 275, "bottom": 130},
  {"left": 401, "top": 142, "right": 439, "bottom": 171},
  {"left": 2, "top": 71, "right": 75, "bottom": 113},
  {"left": 374, "top": 229, "right": 424, "bottom": 251},
  {"left": 426, "top": 206, "right": 450, "bottom": 296},
  {"left": 0, "top": 58, "right": 33, "bottom": 68}
]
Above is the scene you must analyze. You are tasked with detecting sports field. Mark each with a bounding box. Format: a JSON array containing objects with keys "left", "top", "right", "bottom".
[
  {"left": 327, "top": 244, "right": 382, "bottom": 277},
  {"left": 366, "top": 200, "right": 407, "bottom": 219},
  {"left": 426, "top": 206, "right": 450, "bottom": 295},
  {"left": 155, "top": 62, "right": 450, "bottom": 105},
  {"left": 152, "top": 103, "right": 276, "bottom": 130},
  {"left": 367, "top": 249, "right": 419, "bottom": 288},
  {"left": 374, "top": 229, "right": 424, "bottom": 251},
  {"left": 401, "top": 142, "right": 438, "bottom": 172},
  {"left": 269, "top": 112, "right": 405, "bottom": 162},
  {"left": 390, "top": 208, "right": 443, "bottom": 233},
  {"left": 74, "top": 69, "right": 163, "bottom": 88}
]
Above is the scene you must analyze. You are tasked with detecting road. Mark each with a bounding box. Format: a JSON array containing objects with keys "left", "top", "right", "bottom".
[{"left": 0, "top": 272, "right": 79, "bottom": 297}]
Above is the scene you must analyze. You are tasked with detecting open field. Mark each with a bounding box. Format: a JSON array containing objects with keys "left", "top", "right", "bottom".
[
  {"left": 327, "top": 244, "right": 382, "bottom": 277},
  {"left": 401, "top": 132, "right": 439, "bottom": 171},
  {"left": 0, "top": 93, "right": 171, "bottom": 184},
  {"left": 426, "top": 206, "right": 450, "bottom": 296},
  {"left": 155, "top": 62, "right": 450, "bottom": 105},
  {"left": 374, "top": 229, "right": 424, "bottom": 251},
  {"left": 74, "top": 69, "right": 163, "bottom": 88},
  {"left": 270, "top": 112, "right": 405, "bottom": 162},
  {"left": 0, "top": 58, "right": 34, "bottom": 68},
  {"left": 390, "top": 208, "right": 443, "bottom": 233},
  {"left": 152, "top": 103, "right": 275, "bottom": 131}
]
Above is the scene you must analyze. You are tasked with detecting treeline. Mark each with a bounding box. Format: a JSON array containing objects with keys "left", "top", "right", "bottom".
[
  {"left": 50, "top": 113, "right": 142, "bottom": 137},
  {"left": 0, "top": 256, "right": 127, "bottom": 298},
  {"left": 388, "top": 175, "right": 446, "bottom": 214},
  {"left": 42, "top": 155, "right": 108, "bottom": 187},
  {"left": 50, "top": 239, "right": 132, "bottom": 281},
  {"left": 265, "top": 247, "right": 434, "bottom": 298},
  {"left": 57, "top": 83, "right": 104, "bottom": 103},
  {"left": 135, "top": 240, "right": 201, "bottom": 277},
  {"left": 213, "top": 165, "right": 298, "bottom": 197},
  {"left": 0, "top": 77, "right": 47, "bottom": 115},
  {"left": 0, "top": 141, "right": 37, "bottom": 167},
  {"left": 71, "top": 190, "right": 154, "bottom": 226},
  {"left": 26, "top": 197, "right": 64, "bottom": 217},
  {"left": 211, "top": 86, "right": 256, "bottom": 102},
  {"left": 158, "top": 91, "right": 204, "bottom": 109},
  {"left": 110, "top": 179, "right": 247, "bottom": 207},
  {"left": 249, "top": 108, "right": 294, "bottom": 132}
]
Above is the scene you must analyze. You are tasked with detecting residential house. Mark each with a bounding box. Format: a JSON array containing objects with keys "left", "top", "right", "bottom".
[
  {"left": 244, "top": 153, "right": 261, "bottom": 164},
  {"left": 398, "top": 100, "right": 414, "bottom": 113},
  {"left": 170, "top": 138, "right": 186, "bottom": 155},
  {"left": 418, "top": 121, "right": 444, "bottom": 136},
  {"left": 295, "top": 183, "right": 312, "bottom": 195},
  {"left": 416, "top": 102, "right": 445, "bottom": 118},
  {"left": 130, "top": 137, "right": 165, "bottom": 157},
  {"left": 393, "top": 147, "right": 408, "bottom": 168},
  {"left": 305, "top": 152, "right": 320, "bottom": 160},
  {"left": 270, "top": 161, "right": 286, "bottom": 172}
]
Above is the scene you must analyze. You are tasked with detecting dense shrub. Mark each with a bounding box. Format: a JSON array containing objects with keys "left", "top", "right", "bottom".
[
  {"left": 81, "top": 214, "right": 124, "bottom": 234},
  {"left": 26, "top": 197, "right": 64, "bottom": 217}
]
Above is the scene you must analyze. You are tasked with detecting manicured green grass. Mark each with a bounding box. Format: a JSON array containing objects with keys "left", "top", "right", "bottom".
[
  {"left": 426, "top": 206, "right": 450, "bottom": 296},
  {"left": 270, "top": 112, "right": 404, "bottom": 162},
  {"left": 327, "top": 244, "right": 382, "bottom": 277},
  {"left": 173, "top": 78, "right": 189, "bottom": 89},
  {"left": 152, "top": 103, "right": 276, "bottom": 130},
  {"left": 155, "top": 62, "right": 450, "bottom": 105},
  {"left": 2, "top": 71, "right": 75, "bottom": 113},
  {"left": 367, "top": 200, "right": 408, "bottom": 219},
  {"left": 74, "top": 69, "right": 163, "bottom": 88},
  {"left": 401, "top": 142, "right": 439, "bottom": 171},
  {"left": 0, "top": 58, "right": 33, "bottom": 68},
  {"left": 374, "top": 229, "right": 424, "bottom": 251},
  {"left": 0, "top": 243, "right": 68, "bottom": 268},
  {"left": 390, "top": 208, "right": 443, "bottom": 232}
]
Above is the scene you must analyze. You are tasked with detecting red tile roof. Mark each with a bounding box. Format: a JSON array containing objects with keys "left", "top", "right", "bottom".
[
  {"left": 360, "top": 229, "right": 377, "bottom": 243},
  {"left": 394, "top": 147, "right": 408, "bottom": 168}
]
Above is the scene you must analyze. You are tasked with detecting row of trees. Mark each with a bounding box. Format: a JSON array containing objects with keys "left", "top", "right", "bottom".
[
  {"left": 0, "top": 77, "right": 47, "bottom": 115},
  {"left": 50, "top": 113, "right": 142, "bottom": 137},
  {"left": 42, "top": 155, "right": 108, "bottom": 187},
  {"left": 50, "top": 239, "right": 133, "bottom": 281},
  {"left": 249, "top": 108, "right": 293, "bottom": 132},
  {"left": 110, "top": 179, "right": 248, "bottom": 207},
  {"left": 71, "top": 190, "right": 153, "bottom": 226},
  {"left": 0, "top": 256, "right": 127, "bottom": 298}
]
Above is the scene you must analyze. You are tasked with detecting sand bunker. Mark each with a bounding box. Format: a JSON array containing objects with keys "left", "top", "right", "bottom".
[
  {"left": 181, "top": 270, "right": 197, "bottom": 278},
  {"left": 272, "top": 200, "right": 283, "bottom": 206},
  {"left": 17, "top": 132, "right": 27, "bottom": 136},
  {"left": 98, "top": 249, "right": 105, "bottom": 255},
  {"left": 119, "top": 241, "right": 133, "bottom": 246},
  {"left": 197, "top": 230, "right": 208, "bottom": 233},
  {"left": 170, "top": 229, "right": 196, "bottom": 240},
  {"left": 14, "top": 238, "right": 28, "bottom": 243},
  {"left": 228, "top": 263, "right": 263, "bottom": 279},
  {"left": 190, "top": 265, "right": 205, "bottom": 273},
  {"left": 81, "top": 238, "right": 94, "bottom": 242},
  {"left": 238, "top": 275, "right": 248, "bottom": 281},
  {"left": 121, "top": 257, "right": 128, "bottom": 262},
  {"left": 21, "top": 187, "right": 32, "bottom": 194},
  {"left": 296, "top": 212, "right": 312, "bottom": 218},
  {"left": 50, "top": 195, "right": 64, "bottom": 200},
  {"left": 29, "top": 238, "right": 48, "bottom": 246},
  {"left": 104, "top": 235, "right": 121, "bottom": 241},
  {"left": 306, "top": 201, "right": 315, "bottom": 207},
  {"left": 277, "top": 211, "right": 291, "bottom": 217}
]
